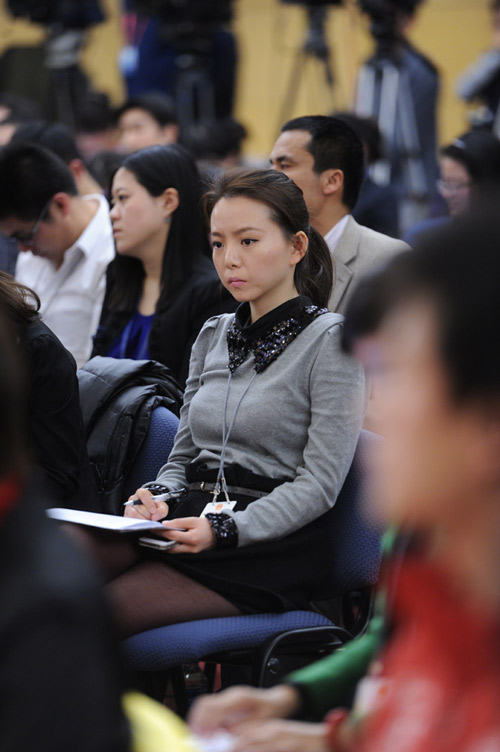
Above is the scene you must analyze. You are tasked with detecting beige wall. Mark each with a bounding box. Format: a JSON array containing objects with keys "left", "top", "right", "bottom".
[
  {"left": 0, "top": 0, "right": 492, "bottom": 156},
  {"left": 233, "top": 0, "right": 493, "bottom": 157}
]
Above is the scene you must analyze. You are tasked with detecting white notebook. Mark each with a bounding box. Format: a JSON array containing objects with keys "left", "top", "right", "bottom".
[{"left": 47, "top": 508, "right": 167, "bottom": 533}]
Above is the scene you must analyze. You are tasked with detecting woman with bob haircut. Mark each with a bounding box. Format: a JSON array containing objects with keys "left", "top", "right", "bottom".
[
  {"left": 92, "top": 143, "right": 235, "bottom": 386},
  {"left": 73, "top": 169, "right": 366, "bottom": 637}
]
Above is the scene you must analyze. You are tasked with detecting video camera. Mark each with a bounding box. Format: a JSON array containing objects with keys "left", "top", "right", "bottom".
[
  {"left": 357, "top": 0, "right": 424, "bottom": 55},
  {"left": 7, "top": 0, "right": 105, "bottom": 29}
]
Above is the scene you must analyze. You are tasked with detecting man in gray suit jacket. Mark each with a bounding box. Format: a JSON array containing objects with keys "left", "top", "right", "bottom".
[{"left": 270, "top": 115, "right": 409, "bottom": 315}]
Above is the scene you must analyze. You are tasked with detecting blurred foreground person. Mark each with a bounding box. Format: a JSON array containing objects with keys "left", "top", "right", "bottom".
[
  {"left": 0, "top": 312, "right": 129, "bottom": 750},
  {"left": 0, "top": 272, "right": 96, "bottom": 509},
  {"left": 190, "top": 213, "right": 500, "bottom": 751}
]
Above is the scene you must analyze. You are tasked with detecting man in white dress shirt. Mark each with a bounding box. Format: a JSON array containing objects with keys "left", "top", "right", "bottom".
[
  {"left": 270, "top": 116, "right": 409, "bottom": 314},
  {"left": 0, "top": 142, "right": 114, "bottom": 368}
]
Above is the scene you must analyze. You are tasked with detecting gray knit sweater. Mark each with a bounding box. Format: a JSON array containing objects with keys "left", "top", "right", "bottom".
[{"left": 154, "top": 310, "right": 366, "bottom": 546}]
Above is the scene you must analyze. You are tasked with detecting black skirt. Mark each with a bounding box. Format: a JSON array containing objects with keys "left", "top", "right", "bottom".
[{"left": 145, "top": 464, "right": 334, "bottom": 614}]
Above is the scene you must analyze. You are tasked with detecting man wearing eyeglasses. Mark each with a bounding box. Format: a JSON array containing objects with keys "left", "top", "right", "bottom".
[{"left": 0, "top": 142, "right": 114, "bottom": 368}]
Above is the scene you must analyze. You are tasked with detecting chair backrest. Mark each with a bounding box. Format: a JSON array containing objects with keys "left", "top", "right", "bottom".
[
  {"left": 315, "top": 429, "right": 383, "bottom": 599},
  {"left": 123, "top": 406, "right": 180, "bottom": 499}
]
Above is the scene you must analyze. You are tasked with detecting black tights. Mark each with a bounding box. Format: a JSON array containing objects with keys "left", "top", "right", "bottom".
[{"left": 65, "top": 526, "right": 242, "bottom": 638}]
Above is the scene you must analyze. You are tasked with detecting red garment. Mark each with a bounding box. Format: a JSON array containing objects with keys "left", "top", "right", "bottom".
[
  {"left": 358, "top": 558, "right": 500, "bottom": 752},
  {"left": 0, "top": 475, "right": 21, "bottom": 526}
]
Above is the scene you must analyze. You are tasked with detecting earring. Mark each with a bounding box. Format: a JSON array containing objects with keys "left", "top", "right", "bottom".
[{"left": 164, "top": 213, "right": 170, "bottom": 224}]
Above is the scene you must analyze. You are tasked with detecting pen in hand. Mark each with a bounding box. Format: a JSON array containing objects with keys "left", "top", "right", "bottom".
[
  {"left": 124, "top": 491, "right": 188, "bottom": 532},
  {"left": 123, "top": 489, "right": 185, "bottom": 506}
]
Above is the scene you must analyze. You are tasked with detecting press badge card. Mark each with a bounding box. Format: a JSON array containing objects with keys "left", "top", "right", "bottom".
[{"left": 200, "top": 500, "right": 237, "bottom": 517}]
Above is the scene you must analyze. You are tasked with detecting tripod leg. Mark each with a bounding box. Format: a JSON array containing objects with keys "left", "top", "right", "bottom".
[{"left": 396, "top": 68, "right": 428, "bottom": 199}]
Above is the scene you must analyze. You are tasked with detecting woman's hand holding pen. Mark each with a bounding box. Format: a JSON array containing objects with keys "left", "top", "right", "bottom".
[
  {"left": 124, "top": 488, "right": 169, "bottom": 521},
  {"left": 123, "top": 490, "right": 215, "bottom": 553}
]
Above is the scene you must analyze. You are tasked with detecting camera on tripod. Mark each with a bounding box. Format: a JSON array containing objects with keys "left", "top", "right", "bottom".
[
  {"left": 357, "top": 0, "right": 424, "bottom": 57},
  {"left": 129, "top": 0, "right": 233, "bottom": 56},
  {"left": 7, "top": 0, "right": 105, "bottom": 30}
]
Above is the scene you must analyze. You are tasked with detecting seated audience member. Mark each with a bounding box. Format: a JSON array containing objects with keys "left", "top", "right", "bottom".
[
  {"left": 334, "top": 112, "right": 400, "bottom": 238},
  {"left": 71, "top": 169, "right": 366, "bottom": 639},
  {"left": 88, "top": 149, "right": 125, "bottom": 197},
  {"left": 115, "top": 93, "right": 179, "bottom": 153},
  {"left": 11, "top": 119, "right": 104, "bottom": 197},
  {"left": 0, "top": 312, "right": 130, "bottom": 751},
  {"left": 0, "top": 91, "right": 39, "bottom": 145},
  {"left": 192, "top": 213, "right": 500, "bottom": 752},
  {"left": 4, "top": 119, "right": 105, "bottom": 278},
  {"left": 0, "top": 272, "right": 97, "bottom": 509},
  {"left": 270, "top": 115, "right": 409, "bottom": 314},
  {"left": 0, "top": 94, "right": 40, "bottom": 273},
  {"left": 91, "top": 144, "right": 236, "bottom": 386},
  {"left": 405, "top": 129, "right": 500, "bottom": 246},
  {"left": 0, "top": 142, "right": 114, "bottom": 368},
  {"left": 75, "top": 90, "right": 118, "bottom": 159},
  {"left": 191, "top": 117, "right": 249, "bottom": 181}
]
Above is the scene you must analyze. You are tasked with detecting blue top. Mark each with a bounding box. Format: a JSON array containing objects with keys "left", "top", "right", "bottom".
[{"left": 107, "top": 310, "right": 154, "bottom": 360}]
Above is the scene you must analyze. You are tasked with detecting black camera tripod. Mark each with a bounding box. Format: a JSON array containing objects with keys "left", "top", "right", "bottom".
[
  {"left": 277, "top": 6, "right": 337, "bottom": 135},
  {"left": 354, "top": 48, "right": 428, "bottom": 201}
]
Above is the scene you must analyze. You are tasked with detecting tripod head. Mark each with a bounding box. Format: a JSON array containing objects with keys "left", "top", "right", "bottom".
[
  {"left": 303, "top": 6, "right": 330, "bottom": 61},
  {"left": 357, "top": 0, "right": 424, "bottom": 61}
]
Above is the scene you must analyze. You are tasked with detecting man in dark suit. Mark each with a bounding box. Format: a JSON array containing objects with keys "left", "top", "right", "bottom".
[{"left": 270, "top": 115, "right": 409, "bottom": 314}]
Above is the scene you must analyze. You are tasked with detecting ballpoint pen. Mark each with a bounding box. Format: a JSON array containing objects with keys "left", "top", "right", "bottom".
[{"left": 123, "top": 489, "right": 186, "bottom": 506}]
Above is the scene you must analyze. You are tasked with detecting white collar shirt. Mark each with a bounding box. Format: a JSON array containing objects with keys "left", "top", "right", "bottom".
[
  {"left": 323, "top": 214, "right": 350, "bottom": 254},
  {"left": 15, "top": 194, "right": 115, "bottom": 368}
]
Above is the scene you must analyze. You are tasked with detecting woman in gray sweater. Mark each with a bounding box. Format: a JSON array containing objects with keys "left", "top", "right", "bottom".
[{"left": 87, "top": 169, "right": 366, "bottom": 637}]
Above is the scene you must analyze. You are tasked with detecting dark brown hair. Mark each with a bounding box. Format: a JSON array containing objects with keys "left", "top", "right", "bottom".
[
  {"left": 0, "top": 272, "right": 40, "bottom": 332},
  {"left": 203, "top": 169, "right": 334, "bottom": 308},
  {"left": 0, "top": 276, "right": 32, "bottom": 476}
]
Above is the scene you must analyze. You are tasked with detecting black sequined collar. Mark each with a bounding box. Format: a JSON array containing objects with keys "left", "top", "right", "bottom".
[{"left": 227, "top": 296, "right": 328, "bottom": 374}]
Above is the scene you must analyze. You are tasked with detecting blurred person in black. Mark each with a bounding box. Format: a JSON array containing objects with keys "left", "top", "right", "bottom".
[
  {"left": 0, "top": 301, "right": 130, "bottom": 751},
  {"left": 0, "top": 272, "right": 98, "bottom": 510},
  {"left": 75, "top": 90, "right": 118, "bottom": 159},
  {"left": 120, "top": 0, "right": 237, "bottom": 132},
  {"left": 11, "top": 119, "right": 104, "bottom": 196},
  {"left": 191, "top": 117, "right": 248, "bottom": 182}
]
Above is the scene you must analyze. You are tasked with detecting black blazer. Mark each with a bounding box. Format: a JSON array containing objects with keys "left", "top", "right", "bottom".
[
  {"left": 21, "top": 318, "right": 98, "bottom": 510},
  {"left": 92, "top": 254, "right": 237, "bottom": 387},
  {"left": 0, "top": 484, "right": 130, "bottom": 751}
]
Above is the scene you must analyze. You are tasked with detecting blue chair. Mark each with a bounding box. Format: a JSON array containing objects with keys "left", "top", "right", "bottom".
[
  {"left": 121, "top": 430, "right": 383, "bottom": 715},
  {"left": 123, "top": 405, "right": 180, "bottom": 499}
]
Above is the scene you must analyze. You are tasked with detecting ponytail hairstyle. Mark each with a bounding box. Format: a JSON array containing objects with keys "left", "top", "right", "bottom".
[{"left": 203, "top": 169, "right": 334, "bottom": 308}]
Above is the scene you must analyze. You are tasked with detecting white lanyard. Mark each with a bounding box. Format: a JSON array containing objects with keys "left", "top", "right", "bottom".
[{"left": 212, "top": 369, "right": 258, "bottom": 504}]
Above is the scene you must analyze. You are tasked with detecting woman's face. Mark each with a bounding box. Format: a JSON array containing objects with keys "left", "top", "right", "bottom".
[
  {"left": 356, "top": 301, "right": 498, "bottom": 531},
  {"left": 210, "top": 196, "right": 306, "bottom": 320},
  {"left": 109, "top": 167, "right": 169, "bottom": 259},
  {"left": 438, "top": 157, "right": 472, "bottom": 216}
]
